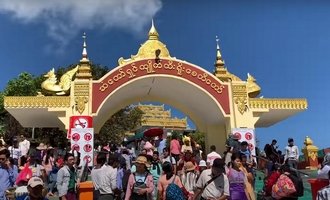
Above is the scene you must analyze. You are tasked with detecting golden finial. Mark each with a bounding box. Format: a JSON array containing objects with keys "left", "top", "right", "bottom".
[
  {"left": 148, "top": 19, "right": 159, "bottom": 40},
  {"left": 215, "top": 36, "right": 225, "bottom": 67},
  {"left": 82, "top": 32, "right": 88, "bottom": 60}
]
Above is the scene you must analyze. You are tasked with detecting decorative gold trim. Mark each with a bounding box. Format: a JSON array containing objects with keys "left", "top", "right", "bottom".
[
  {"left": 232, "top": 85, "right": 248, "bottom": 114},
  {"left": 234, "top": 97, "right": 247, "bottom": 114},
  {"left": 74, "top": 83, "right": 89, "bottom": 96},
  {"left": 4, "top": 96, "right": 70, "bottom": 108},
  {"left": 249, "top": 98, "right": 308, "bottom": 109},
  {"left": 75, "top": 96, "right": 88, "bottom": 114}
]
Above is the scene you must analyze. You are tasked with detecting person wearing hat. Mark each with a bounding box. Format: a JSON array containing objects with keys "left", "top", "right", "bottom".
[
  {"left": 181, "top": 136, "right": 193, "bottom": 153},
  {"left": 194, "top": 158, "right": 229, "bottom": 200},
  {"left": 283, "top": 138, "right": 299, "bottom": 169},
  {"left": 26, "top": 177, "right": 48, "bottom": 200},
  {"left": 125, "top": 155, "right": 154, "bottom": 200},
  {"left": 181, "top": 161, "right": 198, "bottom": 194},
  {"left": 198, "top": 160, "right": 207, "bottom": 173}
]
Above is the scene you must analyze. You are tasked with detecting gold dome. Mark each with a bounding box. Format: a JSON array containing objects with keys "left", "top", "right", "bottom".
[
  {"left": 304, "top": 136, "right": 313, "bottom": 146},
  {"left": 118, "top": 20, "right": 172, "bottom": 65}
]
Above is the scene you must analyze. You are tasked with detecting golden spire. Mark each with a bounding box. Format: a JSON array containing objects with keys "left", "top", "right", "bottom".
[
  {"left": 213, "top": 36, "right": 241, "bottom": 82},
  {"left": 215, "top": 36, "right": 225, "bottom": 67},
  {"left": 82, "top": 32, "right": 88, "bottom": 60},
  {"left": 148, "top": 19, "right": 159, "bottom": 40},
  {"left": 76, "top": 32, "right": 92, "bottom": 79}
]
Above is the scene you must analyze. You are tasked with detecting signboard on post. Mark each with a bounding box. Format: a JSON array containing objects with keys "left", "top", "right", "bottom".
[
  {"left": 67, "top": 116, "right": 93, "bottom": 139},
  {"left": 232, "top": 128, "right": 256, "bottom": 161},
  {"left": 70, "top": 128, "right": 94, "bottom": 167}
]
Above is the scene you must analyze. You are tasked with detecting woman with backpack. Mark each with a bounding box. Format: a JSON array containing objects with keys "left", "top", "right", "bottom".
[
  {"left": 157, "top": 161, "right": 191, "bottom": 200},
  {"left": 125, "top": 155, "right": 154, "bottom": 200}
]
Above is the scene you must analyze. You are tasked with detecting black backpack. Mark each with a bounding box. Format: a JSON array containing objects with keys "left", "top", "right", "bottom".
[
  {"left": 288, "top": 173, "right": 304, "bottom": 197},
  {"left": 122, "top": 168, "right": 131, "bottom": 192}
]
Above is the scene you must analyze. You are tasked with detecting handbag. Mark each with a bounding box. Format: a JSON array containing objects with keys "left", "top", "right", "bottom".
[
  {"left": 16, "top": 163, "right": 32, "bottom": 185},
  {"left": 271, "top": 174, "right": 296, "bottom": 199}
]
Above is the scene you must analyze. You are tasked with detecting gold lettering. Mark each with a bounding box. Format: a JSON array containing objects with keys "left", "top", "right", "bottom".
[
  {"left": 185, "top": 68, "right": 191, "bottom": 74},
  {"left": 176, "top": 63, "right": 183, "bottom": 75},
  {"left": 153, "top": 62, "right": 162, "bottom": 69},
  {"left": 191, "top": 71, "right": 197, "bottom": 77},
  {"left": 113, "top": 74, "right": 119, "bottom": 82},
  {"left": 126, "top": 69, "right": 136, "bottom": 78},
  {"left": 131, "top": 63, "right": 138, "bottom": 72},
  {"left": 211, "top": 83, "right": 217, "bottom": 89},
  {"left": 215, "top": 85, "right": 225, "bottom": 94},
  {"left": 119, "top": 68, "right": 126, "bottom": 78},
  {"left": 140, "top": 62, "right": 155, "bottom": 74},
  {"left": 164, "top": 60, "right": 174, "bottom": 70},
  {"left": 99, "top": 82, "right": 108, "bottom": 92},
  {"left": 107, "top": 79, "right": 114, "bottom": 85},
  {"left": 205, "top": 79, "right": 211, "bottom": 85},
  {"left": 201, "top": 73, "right": 208, "bottom": 82}
]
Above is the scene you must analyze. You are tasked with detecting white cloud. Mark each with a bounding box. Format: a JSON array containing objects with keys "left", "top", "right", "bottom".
[{"left": 0, "top": 0, "right": 162, "bottom": 47}]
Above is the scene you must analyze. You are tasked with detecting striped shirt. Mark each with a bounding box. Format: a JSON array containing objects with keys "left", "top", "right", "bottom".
[{"left": 317, "top": 185, "right": 330, "bottom": 200}]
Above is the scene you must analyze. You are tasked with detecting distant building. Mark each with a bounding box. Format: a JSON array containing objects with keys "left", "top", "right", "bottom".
[{"left": 137, "top": 103, "right": 187, "bottom": 131}]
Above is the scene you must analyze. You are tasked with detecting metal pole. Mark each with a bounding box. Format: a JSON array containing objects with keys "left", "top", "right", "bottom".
[{"left": 32, "top": 127, "right": 35, "bottom": 139}]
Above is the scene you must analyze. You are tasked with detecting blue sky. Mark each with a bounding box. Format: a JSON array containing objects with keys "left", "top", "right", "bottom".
[{"left": 0, "top": 0, "right": 330, "bottom": 150}]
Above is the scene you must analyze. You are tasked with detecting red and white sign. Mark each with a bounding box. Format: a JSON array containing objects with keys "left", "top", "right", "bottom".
[
  {"left": 70, "top": 128, "right": 94, "bottom": 167},
  {"left": 67, "top": 116, "right": 93, "bottom": 139},
  {"left": 232, "top": 128, "right": 256, "bottom": 161}
]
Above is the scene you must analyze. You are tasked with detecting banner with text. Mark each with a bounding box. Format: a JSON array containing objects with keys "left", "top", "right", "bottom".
[
  {"left": 232, "top": 128, "right": 256, "bottom": 160},
  {"left": 70, "top": 128, "right": 94, "bottom": 167}
]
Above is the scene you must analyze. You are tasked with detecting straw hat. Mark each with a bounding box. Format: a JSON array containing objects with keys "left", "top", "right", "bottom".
[
  {"left": 134, "top": 155, "right": 150, "bottom": 168},
  {"left": 36, "top": 143, "right": 47, "bottom": 150},
  {"left": 184, "top": 161, "right": 195, "bottom": 171}
]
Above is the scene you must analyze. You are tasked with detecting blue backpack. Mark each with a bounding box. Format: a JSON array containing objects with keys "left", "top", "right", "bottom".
[{"left": 165, "top": 175, "right": 185, "bottom": 200}]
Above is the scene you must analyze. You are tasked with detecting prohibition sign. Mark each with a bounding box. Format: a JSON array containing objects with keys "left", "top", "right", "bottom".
[{"left": 84, "top": 133, "right": 92, "bottom": 141}]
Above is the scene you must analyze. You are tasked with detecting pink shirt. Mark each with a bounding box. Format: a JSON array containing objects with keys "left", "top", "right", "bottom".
[
  {"left": 158, "top": 175, "right": 183, "bottom": 199},
  {"left": 125, "top": 173, "right": 154, "bottom": 200},
  {"left": 170, "top": 139, "right": 181, "bottom": 155}
]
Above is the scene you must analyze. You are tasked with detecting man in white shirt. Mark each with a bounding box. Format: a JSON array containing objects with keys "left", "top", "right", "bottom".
[
  {"left": 19, "top": 134, "right": 30, "bottom": 157},
  {"left": 284, "top": 138, "right": 299, "bottom": 169},
  {"left": 207, "top": 145, "right": 221, "bottom": 168},
  {"left": 91, "top": 152, "right": 107, "bottom": 200},
  {"left": 98, "top": 154, "right": 118, "bottom": 200},
  {"left": 194, "top": 158, "right": 229, "bottom": 200}
]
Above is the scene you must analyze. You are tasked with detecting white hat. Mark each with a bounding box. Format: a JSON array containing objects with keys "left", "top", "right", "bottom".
[
  {"left": 36, "top": 143, "right": 47, "bottom": 150},
  {"left": 28, "top": 177, "right": 44, "bottom": 188},
  {"left": 199, "top": 160, "right": 207, "bottom": 167}
]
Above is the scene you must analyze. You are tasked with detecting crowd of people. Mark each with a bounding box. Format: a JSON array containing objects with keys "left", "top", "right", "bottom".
[{"left": 0, "top": 132, "right": 330, "bottom": 200}]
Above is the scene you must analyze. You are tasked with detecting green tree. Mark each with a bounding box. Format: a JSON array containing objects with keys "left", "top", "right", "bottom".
[
  {"left": 5, "top": 72, "right": 38, "bottom": 96},
  {"left": 97, "top": 106, "right": 144, "bottom": 145},
  {"left": 190, "top": 131, "right": 206, "bottom": 151}
]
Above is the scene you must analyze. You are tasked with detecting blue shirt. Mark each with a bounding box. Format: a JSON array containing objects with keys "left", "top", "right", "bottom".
[
  {"left": 117, "top": 168, "right": 124, "bottom": 190},
  {"left": 0, "top": 166, "right": 15, "bottom": 200},
  {"left": 157, "top": 139, "right": 166, "bottom": 153}
]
